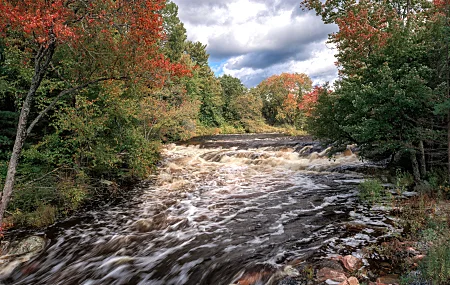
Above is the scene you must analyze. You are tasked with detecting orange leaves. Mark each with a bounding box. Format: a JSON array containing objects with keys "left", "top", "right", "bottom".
[
  {"left": 333, "top": 3, "right": 395, "bottom": 69},
  {"left": 299, "top": 86, "right": 328, "bottom": 116},
  {"left": 0, "top": 0, "right": 191, "bottom": 91},
  {"left": 260, "top": 73, "right": 312, "bottom": 94}
]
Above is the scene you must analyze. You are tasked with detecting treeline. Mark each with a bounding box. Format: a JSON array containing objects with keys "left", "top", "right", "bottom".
[
  {"left": 0, "top": 0, "right": 313, "bottom": 227},
  {"left": 303, "top": 0, "right": 450, "bottom": 183}
]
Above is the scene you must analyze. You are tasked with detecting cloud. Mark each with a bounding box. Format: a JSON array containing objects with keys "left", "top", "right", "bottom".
[{"left": 171, "top": 0, "right": 338, "bottom": 87}]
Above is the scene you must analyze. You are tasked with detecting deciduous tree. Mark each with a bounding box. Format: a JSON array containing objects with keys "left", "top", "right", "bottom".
[{"left": 0, "top": 0, "right": 188, "bottom": 226}]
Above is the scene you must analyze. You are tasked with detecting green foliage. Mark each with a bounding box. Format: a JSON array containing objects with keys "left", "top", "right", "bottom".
[
  {"left": 161, "top": 1, "right": 187, "bottom": 62},
  {"left": 419, "top": 218, "right": 450, "bottom": 285},
  {"left": 11, "top": 203, "right": 57, "bottom": 228},
  {"left": 219, "top": 75, "right": 247, "bottom": 121},
  {"left": 303, "top": 0, "right": 449, "bottom": 178},
  {"left": 421, "top": 241, "right": 450, "bottom": 284},
  {"left": 358, "top": 179, "right": 388, "bottom": 205},
  {"left": 395, "top": 169, "right": 414, "bottom": 194}
]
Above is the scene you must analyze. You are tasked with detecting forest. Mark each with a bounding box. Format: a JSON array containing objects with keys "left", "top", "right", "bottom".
[{"left": 0, "top": 0, "right": 315, "bottom": 228}]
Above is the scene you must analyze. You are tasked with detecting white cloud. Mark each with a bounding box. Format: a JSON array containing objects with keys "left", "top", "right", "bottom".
[{"left": 172, "top": 0, "right": 338, "bottom": 87}]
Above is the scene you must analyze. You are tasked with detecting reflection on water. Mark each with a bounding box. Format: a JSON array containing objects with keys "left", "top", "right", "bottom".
[{"left": 3, "top": 134, "right": 398, "bottom": 285}]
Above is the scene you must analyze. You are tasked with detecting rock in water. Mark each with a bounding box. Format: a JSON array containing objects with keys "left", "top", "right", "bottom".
[{"left": 0, "top": 236, "right": 47, "bottom": 278}]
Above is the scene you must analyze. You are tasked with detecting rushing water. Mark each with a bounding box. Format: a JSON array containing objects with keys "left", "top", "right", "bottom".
[{"left": 2, "top": 134, "right": 399, "bottom": 285}]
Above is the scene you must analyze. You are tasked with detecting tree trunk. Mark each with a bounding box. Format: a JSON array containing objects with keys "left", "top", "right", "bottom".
[
  {"left": 418, "top": 140, "right": 426, "bottom": 178},
  {"left": 410, "top": 150, "right": 421, "bottom": 182},
  {"left": 0, "top": 42, "right": 55, "bottom": 226}
]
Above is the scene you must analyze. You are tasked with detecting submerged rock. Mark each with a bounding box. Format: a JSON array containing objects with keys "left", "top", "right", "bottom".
[{"left": 0, "top": 235, "right": 47, "bottom": 278}]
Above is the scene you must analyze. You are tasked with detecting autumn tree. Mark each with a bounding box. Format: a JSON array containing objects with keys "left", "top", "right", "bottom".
[
  {"left": 255, "top": 73, "right": 312, "bottom": 127},
  {"left": 302, "top": 0, "right": 447, "bottom": 180},
  {"left": 0, "top": 0, "right": 188, "bottom": 225}
]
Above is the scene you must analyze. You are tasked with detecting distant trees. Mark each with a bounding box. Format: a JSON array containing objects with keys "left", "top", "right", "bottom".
[{"left": 254, "top": 73, "right": 312, "bottom": 128}]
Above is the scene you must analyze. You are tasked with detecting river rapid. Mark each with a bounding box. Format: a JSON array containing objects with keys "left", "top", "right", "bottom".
[{"left": 2, "top": 134, "right": 399, "bottom": 285}]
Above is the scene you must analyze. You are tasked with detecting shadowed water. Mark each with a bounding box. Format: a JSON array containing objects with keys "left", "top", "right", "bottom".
[{"left": 2, "top": 134, "right": 398, "bottom": 285}]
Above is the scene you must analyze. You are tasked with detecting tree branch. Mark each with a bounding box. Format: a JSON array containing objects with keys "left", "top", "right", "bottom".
[{"left": 26, "top": 76, "right": 128, "bottom": 136}]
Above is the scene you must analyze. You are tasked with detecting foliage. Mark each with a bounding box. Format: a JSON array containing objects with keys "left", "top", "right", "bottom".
[
  {"left": 0, "top": 0, "right": 196, "bottom": 227},
  {"left": 358, "top": 179, "right": 388, "bottom": 205},
  {"left": 185, "top": 41, "right": 224, "bottom": 127},
  {"left": 255, "top": 73, "right": 312, "bottom": 128},
  {"left": 219, "top": 75, "right": 247, "bottom": 121},
  {"left": 302, "top": 0, "right": 447, "bottom": 178},
  {"left": 421, "top": 240, "right": 450, "bottom": 284}
]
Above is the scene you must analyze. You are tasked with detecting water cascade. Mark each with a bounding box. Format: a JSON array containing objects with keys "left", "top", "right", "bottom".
[{"left": 1, "top": 134, "right": 399, "bottom": 285}]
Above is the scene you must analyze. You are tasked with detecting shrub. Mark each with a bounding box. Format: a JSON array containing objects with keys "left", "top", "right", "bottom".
[{"left": 358, "top": 179, "right": 387, "bottom": 205}]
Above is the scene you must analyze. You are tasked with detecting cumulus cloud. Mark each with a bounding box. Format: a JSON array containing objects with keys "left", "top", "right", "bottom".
[{"left": 172, "top": 0, "right": 338, "bottom": 87}]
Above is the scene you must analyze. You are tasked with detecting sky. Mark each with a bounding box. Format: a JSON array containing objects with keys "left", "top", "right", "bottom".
[{"left": 171, "top": 0, "right": 339, "bottom": 87}]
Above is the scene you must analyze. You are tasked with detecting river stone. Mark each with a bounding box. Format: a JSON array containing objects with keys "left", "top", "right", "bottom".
[
  {"left": 0, "top": 236, "right": 47, "bottom": 278},
  {"left": 7, "top": 236, "right": 46, "bottom": 256},
  {"left": 277, "top": 277, "right": 301, "bottom": 285},
  {"left": 341, "top": 255, "right": 362, "bottom": 272},
  {"left": 316, "top": 267, "right": 347, "bottom": 283},
  {"left": 283, "top": 265, "right": 300, "bottom": 277},
  {"left": 339, "top": 277, "right": 359, "bottom": 285}
]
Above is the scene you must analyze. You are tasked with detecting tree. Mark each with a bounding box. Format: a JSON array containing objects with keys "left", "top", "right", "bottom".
[
  {"left": 0, "top": 0, "right": 188, "bottom": 226},
  {"left": 219, "top": 75, "right": 247, "bottom": 122},
  {"left": 255, "top": 72, "right": 312, "bottom": 127},
  {"left": 185, "top": 41, "right": 224, "bottom": 127},
  {"left": 302, "top": 0, "right": 447, "bottom": 180}
]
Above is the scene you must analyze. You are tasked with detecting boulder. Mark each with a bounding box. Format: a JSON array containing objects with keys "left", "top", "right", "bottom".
[
  {"left": 317, "top": 267, "right": 347, "bottom": 283},
  {"left": 339, "top": 277, "right": 359, "bottom": 285},
  {"left": 342, "top": 255, "right": 362, "bottom": 272},
  {"left": 0, "top": 236, "right": 47, "bottom": 278}
]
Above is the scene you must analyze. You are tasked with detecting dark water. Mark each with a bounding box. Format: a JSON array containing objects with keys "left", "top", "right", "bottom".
[{"left": 2, "top": 134, "right": 398, "bottom": 285}]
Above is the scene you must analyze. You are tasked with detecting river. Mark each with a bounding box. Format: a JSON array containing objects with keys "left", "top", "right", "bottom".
[{"left": 2, "top": 134, "right": 399, "bottom": 285}]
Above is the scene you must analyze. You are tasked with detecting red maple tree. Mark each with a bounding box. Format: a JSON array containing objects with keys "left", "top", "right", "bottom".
[{"left": 0, "top": 0, "right": 190, "bottom": 226}]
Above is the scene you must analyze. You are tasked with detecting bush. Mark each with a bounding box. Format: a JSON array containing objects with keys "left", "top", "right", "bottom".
[
  {"left": 358, "top": 179, "right": 388, "bottom": 205},
  {"left": 10, "top": 203, "right": 57, "bottom": 228}
]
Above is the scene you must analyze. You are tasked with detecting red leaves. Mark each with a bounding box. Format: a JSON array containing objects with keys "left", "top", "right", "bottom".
[
  {"left": 0, "top": 0, "right": 77, "bottom": 45},
  {"left": 0, "top": 0, "right": 191, "bottom": 87},
  {"left": 299, "top": 86, "right": 327, "bottom": 116},
  {"left": 332, "top": 4, "right": 395, "bottom": 70},
  {"left": 433, "top": 0, "right": 448, "bottom": 9}
]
